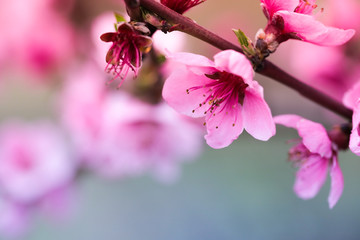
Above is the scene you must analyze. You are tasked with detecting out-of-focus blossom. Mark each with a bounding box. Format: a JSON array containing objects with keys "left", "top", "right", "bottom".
[
  {"left": 0, "top": 0, "right": 75, "bottom": 77},
  {"left": 162, "top": 50, "right": 275, "bottom": 149},
  {"left": 289, "top": 0, "right": 360, "bottom": 101},
  {"left": 93, "top": 93, "right": 203, "bottom": 182},
  {"left": 259, "top": 0, "right": 355, "bottom": 47},
  {"left": 100, "top": 23, "right": 153, "bottom": 87},
  {"left": 343, "top": 81, "right": 360, "bottom": 156},
  {"left": 275, "top": 114, "right": 343, "bottom": 208},
  {"left": 160, "top": 0, "right": 205, "bottom": 14},
  {"left": 0, "top": 199, "right": 29, "bottom": 238},
  {"left": 60, "top": 63, "right": 107, "bottom": 161},
  {"left": 60, "top": 64, "right": 203, "bottom": 182},
  {"left": 0, "top": 121, "right": 75, "bottom": 203}
]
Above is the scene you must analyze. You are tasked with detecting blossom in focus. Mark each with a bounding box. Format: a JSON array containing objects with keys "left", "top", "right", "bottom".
[
  {"left": 343, "top": 81, "right": 360, "bottom": 156},
  {"left": 0, "top": 121, "right": 75, "bottom": 203},
  {"left": 100, "top": 22, "right": 152, "bottom": 87},
  {"left": 160, "top": 0, "right": 205, "bottom": 14},
  {"left": 162, "top": 50, "right": 275, "bottom": 149},
  {"left": 275, "top": 114, "right": 343, "bottom": 208},
  {"left": 259, "top": 0, "right": 355, "bottom": 47}
]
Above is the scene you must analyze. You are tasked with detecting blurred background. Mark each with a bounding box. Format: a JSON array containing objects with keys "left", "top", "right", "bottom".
[{"left": 1, "top": 0, "right": 360, "bottom": 239}]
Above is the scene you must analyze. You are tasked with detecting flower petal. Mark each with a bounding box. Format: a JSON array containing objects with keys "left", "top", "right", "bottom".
[
  {"left": 260, "top": 0, "right": 298, "bottom": 18},
  {"left": 213, "top": 50, "right": 254, "bottom": 84},
  {"left": 343, "top": 81, "right": 360, "bottom": 109},
  {"left": 349, "top": 100, "right": 360, "bottom": 155},
  {"left": 328, "top": 156, "right": 344, "bottom": 209},
  {"left": 204, "top": 104, "right": 244, "bottom": 149},
  {"left": 294, "top": 155, "right": 328, "bottom": 199},
  {"left": 166, "top": 52, "right": 215, "bottom": 75},
  {"left": 242, "top": 82, "right": 275, "bottom": 141},
  {"left": 297, "top": 118, "right": 332, "bottom": 158},
  {"left": 276, "top": 11, "right": 355, "bottom": 46},
  {"left": 274, "top": 114, "right": 302, "bottom": 129},
  {"left": 162, "top": 67, "right": 212, "bottom": 118}
]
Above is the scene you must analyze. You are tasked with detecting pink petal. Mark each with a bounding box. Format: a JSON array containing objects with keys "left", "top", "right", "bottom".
[
  {"left": 276, "top": 11, "right": 355, "bottom": 46},
  {"left": 213, "top": 50, "right": 254, "bottom": 84},
  {"left": 274, "top": 114, "right": 302, "bottom": 129},
  {"left": 328, "top": 156, "right": 344, "bottom": 209},
  {"left": 204, "top": 104, "right": 244, "bottom": 149},
  {"left": 349, "top": 101, "right": 360, "bottom": 155},
  {"left": 166, "top": 52, "right": 215, "bottom": 75},
  {"left": 343, "top": 81, "right": 360, "bottom": 109},
  {"left": 294, "top": 155, "right": 328, "bottom": 199},
  {"left": 162, "top": 68, "right": 212, "bottom": 117},
  {"left": 297, "top": 118, "right": 332, "bottom": 158},
  {"left": 260, "top": 0, "right": 298, "bottom": 18},
  {"left": 242, "top": 82, "right": 275, "bottom": 141}
]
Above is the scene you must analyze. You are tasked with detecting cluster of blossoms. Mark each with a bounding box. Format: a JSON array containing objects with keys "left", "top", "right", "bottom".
[
  {"left": 99, "top": 0, "right": 358, "bottom": 210},
  {"left": 1, "top": 0, "right": 360, "bottom": 237}
]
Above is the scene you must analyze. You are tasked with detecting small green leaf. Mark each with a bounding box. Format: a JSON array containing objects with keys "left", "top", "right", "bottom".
[
  {"left": 232, "top": 29, "right": 249, "bottom": 47},
  {"left": 114, "top": 12, "right": 126, "bottom": 23}
]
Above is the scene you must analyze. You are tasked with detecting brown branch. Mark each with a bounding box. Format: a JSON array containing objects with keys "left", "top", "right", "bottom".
[{"left": 138, "top": 0, "right": 353, "bottom": 120}]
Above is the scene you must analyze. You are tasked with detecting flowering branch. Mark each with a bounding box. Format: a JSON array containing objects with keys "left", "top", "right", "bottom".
[{"left": 135, "top": 0, "right": 353, "bottom": 120}]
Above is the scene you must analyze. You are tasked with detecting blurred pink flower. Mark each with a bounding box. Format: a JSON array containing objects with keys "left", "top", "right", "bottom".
[
  {"left": 60, "top": 63, "right": 107, "bottom": 160},
  {"left": 0, "top": 0, "right": 75, "bottom": 77},
  {"left": 94, "top": 93, "right": 203, "bottom": 182},
  {"left": 0, "top": 199, "right": 29, "bottom": 238},
  {"left": 343, "top": 81, "right": 360, "bottom": 156},
  {"left": 60, "top": 64, "right": 203, "bottom": 182},
  {"left": 0, "top": 121, "right": 75, "bottom": 203},
  {"left": 162, "top": 50, "right": 275, "bottom": 149},
  {"left": 260, "top": 0, "right": 355, "bottom": 46},
  {"left": 160, "top": 0, "right": 205, "bottom": 14},
  {"left": 275, "top": 114, "right": 343, "bottom": 208}
]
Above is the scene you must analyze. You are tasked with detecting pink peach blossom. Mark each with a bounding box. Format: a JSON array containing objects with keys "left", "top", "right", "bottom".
[
  {"left": 60, "top": 64, "right": 203, "bottom": 182},
  {"left": 100, "top": 23, "right": 152, "bottom": 87},
  {"left": 0, "top": 121, "right": 75, "bottom": 203},
  {"left": 160, "top": 0, "right": 205, "bottom": 14},
  {"left": 94, "top": 93, "right": 203, "bottom": 182},
  {"left": 162, "top": 50, "right": 275, "bottom": 149},
  {"left": 0, "top": 0, "right": 75, "bottom": 77},
  {"left": 260, "top": 0, "right": 355, "bottom": 46},
  {"left": 60, "top": 63, "right": 107, "bottom": 161},
  {"left": 343, "top": 81, "right": 360, "bottom": 156},
  {"left": 275, "top": 114, "right": 343, "bottom": 208}
]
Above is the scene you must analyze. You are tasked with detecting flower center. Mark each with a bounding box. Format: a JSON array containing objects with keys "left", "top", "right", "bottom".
[
  {"left": 294, "top": 0, "right": 318, "bottom": 14},
  {"left": 186, "top": 71, "right": 248, "bottom": 125},
  {"left": 288, "top": 142, "right": 311, "bottom": 165}
]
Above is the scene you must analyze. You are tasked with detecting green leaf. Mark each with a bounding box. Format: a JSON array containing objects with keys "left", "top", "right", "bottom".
[
  {"left": 232, "top": 29, "right": 249, "bottom": 47},
  {"left": 114, "top": 12, "right": 126, "bottom": 23}
]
